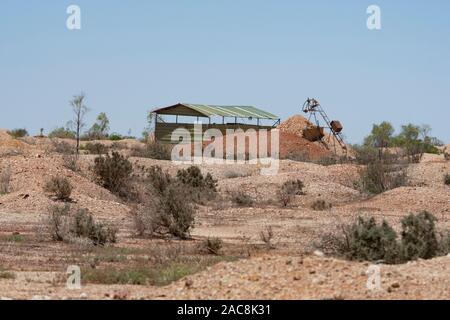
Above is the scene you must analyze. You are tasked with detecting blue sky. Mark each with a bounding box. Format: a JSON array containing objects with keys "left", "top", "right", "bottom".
[{"left": 0, "top": 0, "right": 449, "bottom": 143}]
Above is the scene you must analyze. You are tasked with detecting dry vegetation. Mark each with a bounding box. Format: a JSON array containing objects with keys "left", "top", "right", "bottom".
[{"left": 0, "top": 118, "right": 449, "bottom": 300}]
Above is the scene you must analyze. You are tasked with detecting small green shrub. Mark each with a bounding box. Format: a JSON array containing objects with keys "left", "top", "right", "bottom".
[
  {"left": 321, "top": 211, "right": 450, "bottom": 264},
  {"left": 93, "top": 152, "right": 133, "bottom": 197},
  {"left": 47, "top": 204, "right": 71, "bottom": 241},
  {"left": 0, "top": 271, "right": 16, "bottom": 279},
  {"left": 47, "top": 204, "right": 117, "bottom": 245},
  {"left": 278, "top": 179, "right": 304, "bottom": 207},
  {"left": 444, "top": 174, "right": 450, "bottom": 186},
  {"left": 400, "top": 211, "right": 439, "bottom": 260},
  {"left": 230, "top": 191, "right": 254, "bottom": 207},
  {"left": 158, "top": 183, "right": 195, "bottom": 239},
  {"left": 0, "top": 167, "right": 11, "bottom": 195},
  {"left": 50, "top": 140, "right": 75, "bottom": 155},
  {"left": 84, "top": 142, "right": 108, "bottom": 155},
  {"left": 352, "top": 144, "right": 379, "bottom": 165},
  {"left": 359, "top": 160, "right": 407, "bottom": 194},
  {"left": 134, "top": 182, "right": 195, "bottom": 239},
  {"left": 177, "top": 166, "right": 216, "bottom": 190},
  {"left": 109, "top": 133, "right": 124, "bottom": 141},
  {"left": 329, "top": 217, "right": 400, "bottom": 264},
  {"left": 132, "top": 141, "right": 172, "bottom": 160},
  {"left": 444, "top": 152, "right": 450, "bottom": 161},
  {"left": 143, "top": 165, "right": 172, "bottom": 195},
  {"left": 8, "top": 128, "right": 28, "bottom": 138},
  {"left": 73, "top": 208, "right": 117, "bottom": 245},
  {"left": 176, "top": 166, "right": 217, "bottom": 202},
  {"left": 48, "top": 127, "right": 76, "bottom": 139},
  {"left": 62, "top": 154, "right": 79, "bottom": 172},
  {"left": 260, "top": 226, "right": 274, "bottom": 249},
  {"left": 224, "top": 170, "right": 251, "bottom": 179},
  {"left": 44, "top": 176, "right": 73, "bottom": 201},
  {"left": 202, "top": 237, "right": 223, "bottom": 255},
  {"left": 311, "top": 199, "right": 332, "bottom": 211}
]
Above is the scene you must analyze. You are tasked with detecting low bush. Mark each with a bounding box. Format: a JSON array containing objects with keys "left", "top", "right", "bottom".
[
  {"left": 7, "top": 128, "right": 28, "bottom": 139},
  {"left": 142, "top": 165, "right": 172, "bottom": 195},
  {"left": 321, "top": 211, "right": 450, "bottom": 264},
  {"left": 47, "top": 204, "right": 71, "bottom": 241},
  {"left": 109, "top": 133, "right": 124, "bottom": 141},
  {"left": 134, "top": 182, "right": 195, "bottom": 239},
  {"left": 47, "top": 204, "right": 117, "bottom": 245},
  {"left": 278, "top": 179, "right": 305, "bottom": 207},
  {"left": 202, "top": 237, "right": 223, "bottom": 255},
  {"left": 230, "top": 191, "right": 254, "bottom": 207},
  {"left": 177, "top": 166, "right": 216, "bottom": 190},
  {"left": 0, "top": 270, "right": 16, "bottom": 280},
  {"left": 93, "top": 152, "right": 133, "bottom": 197},
  {"left": 132, "top": 140, "right": 172, "bottom": 160},
  {"left": 311, "top": 199, "right": 332, "bottom": 211},
  {"left": 134, "top": 165, "right": 218, "bottom": 239},
  {"left": 358, "top": 159, "right": 407, "bottom": 194},
  {"left": 44, "top": 176, "right": 73, "bottom": 201},
  {"left": 176, "top": 166, "right": 217, "bottom": 202},
  {"left": 73, "top": 208, "right": 117, "bottom": 245},
  {"left": 50, "top": 140, "right": 75, "bottom": 155},
  {"left": 260, "top": 226, "right": 274, "bottom": 249},
  {"left": 224, "top": 170, "right": 251, "bottom": 179},
  {"left": 336, "top": 217, "right": 400, "bottom": 264},
  {"left": 84, "top": 142, "right": 108, "bottom": 155},
  {"left": 352, "top": 144, "right": 379, "bottom": 165},
  {"left": 400, "top": 211, "right": 439, "bottom": 260},
  {"left": 48, "top": 127, "right": 76, "bottom": 139},
  {"left": 0, "top": 167, "right": 11, "bottom": 195},
  {"left": 444, "top": 174, "right": 450, "bottom": 186},
  {"left": 62, "top": 154, "right": 80, "bottom": 172}
]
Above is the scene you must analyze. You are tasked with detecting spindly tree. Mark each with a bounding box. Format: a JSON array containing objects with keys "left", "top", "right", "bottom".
[{"left": 68, "top": 93, "right": 89, "bottom": 155}]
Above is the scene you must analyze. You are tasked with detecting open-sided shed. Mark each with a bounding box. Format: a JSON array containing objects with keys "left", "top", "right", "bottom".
[{"left": 152, "top": 103, "right": 280, "bottom": 143}]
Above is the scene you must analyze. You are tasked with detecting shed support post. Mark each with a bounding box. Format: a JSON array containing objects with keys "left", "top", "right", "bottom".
[{"left": 154, "top": 113, "right": 158, "bottom": 142}]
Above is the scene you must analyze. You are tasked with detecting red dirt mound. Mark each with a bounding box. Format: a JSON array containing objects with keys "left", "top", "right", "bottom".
[
  {"left": 278, "top": 115, "right": 350, "bottom": 158},
  {"left": 277, "top": 114, "right": 313, "bottom": 136},
  {"left": 179, "top": 129, "right": 331, "bottom": 160}
]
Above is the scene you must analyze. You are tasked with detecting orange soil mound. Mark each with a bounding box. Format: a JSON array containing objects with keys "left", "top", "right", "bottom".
[
  {"left": 180, "top": 129, "right": 331, "bottom": 160},
  {"left": 279, "top": 131, "right": 330, "bottom": 159},
  {"left": 277, "top": 114, "right": 313, "bottom": 136},
  {"left": 278, "top": 115, "right": 350, "bottom": 158}
]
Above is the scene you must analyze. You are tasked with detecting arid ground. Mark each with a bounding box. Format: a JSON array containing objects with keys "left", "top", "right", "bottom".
[{"left": 0, "top": 123, "right": 449, "bottom": 300}]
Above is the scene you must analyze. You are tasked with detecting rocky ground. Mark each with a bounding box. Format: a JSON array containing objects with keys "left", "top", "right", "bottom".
[{"left": 0, "top": 128, "right": 449, "bottom": 300}]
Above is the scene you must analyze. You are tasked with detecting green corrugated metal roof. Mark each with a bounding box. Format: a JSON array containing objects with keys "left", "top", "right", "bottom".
[{"left": 153, "top": 103, "right": 279, "bottom": 120}]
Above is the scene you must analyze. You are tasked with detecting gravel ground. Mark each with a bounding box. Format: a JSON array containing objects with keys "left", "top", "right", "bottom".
[{"left": 0, "top": 131, "right": 449, "bottom": 300}]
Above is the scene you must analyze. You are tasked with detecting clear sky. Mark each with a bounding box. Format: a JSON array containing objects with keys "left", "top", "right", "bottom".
[{"left": 1, "top": 0, "right": 449, "bottom": 143}]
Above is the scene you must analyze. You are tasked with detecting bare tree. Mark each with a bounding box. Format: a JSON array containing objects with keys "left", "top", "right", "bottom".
[{"left": 68, "top": 93, "right": 89, "bottom": 155}]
